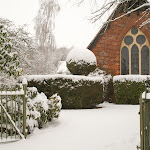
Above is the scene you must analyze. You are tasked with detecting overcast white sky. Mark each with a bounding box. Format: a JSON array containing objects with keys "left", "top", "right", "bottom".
[{"left": 0, "top": 0, "right": 106, "bottom": 48}]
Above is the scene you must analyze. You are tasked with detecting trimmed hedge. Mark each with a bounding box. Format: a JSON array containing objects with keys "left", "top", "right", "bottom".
[
  {"left": 103, "top": 78, "right": 115, "bottom": 103},
  {"left": 66, "top": 48, "right": 97, "bottom": 76},
  {"left": 113, "top": 75, "right": 149, "bottom": 104},
  {"left": 20, "top": 75, "right": 104, "bottom": 109},
  {"left": 88, "top": 67, "right": 114, "bottom": 103},
  {"left": 67, "top": 60, "right": 96, "bottom": 76}
]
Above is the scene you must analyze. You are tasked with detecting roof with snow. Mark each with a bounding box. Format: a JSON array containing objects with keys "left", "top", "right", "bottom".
[{"left": 87, "top": 0, "right": 149, "bottom": 50}]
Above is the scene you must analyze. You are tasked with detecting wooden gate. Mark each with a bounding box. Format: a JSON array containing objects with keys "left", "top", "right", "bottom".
[
  {"left": 138, "top": 92, "right": 150, "bottom": 150},
  {"left": 0, "top": 79, "right": 27, "bottom": 142}
]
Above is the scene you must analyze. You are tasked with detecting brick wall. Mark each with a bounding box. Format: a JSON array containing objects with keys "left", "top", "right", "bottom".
[{"left": 91, "top": 11, "right": 150, "bottom": 76}]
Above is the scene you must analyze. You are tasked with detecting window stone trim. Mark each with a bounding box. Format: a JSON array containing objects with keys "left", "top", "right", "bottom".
[{"left": 120, "top": 27, "right": 150, "bottom": 75}]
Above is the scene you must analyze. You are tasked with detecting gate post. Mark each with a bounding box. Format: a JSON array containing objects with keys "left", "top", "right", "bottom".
[
  {"left": 23, "top": 78, "right": 27, "bottom": 139},
  {"left": 140, "top": 93, "right": 144, "bottom": 150}
]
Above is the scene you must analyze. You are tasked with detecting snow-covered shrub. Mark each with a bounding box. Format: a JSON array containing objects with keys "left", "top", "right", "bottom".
[
  {"left": 26, "top": 87, "right": 62, "bottom": 130},
  {"left": 0, "top": 85, "right": 61, "bottom": 135},
  {"left": 21, "top": 74, "right": 103, "bottom": 109},
  {"left": 0, "top": 24, "right": 20, "bottom": 78},
  {"left": 47, "top": 94, "right": 62, "bottom": 121},
  {"left": 88, "top": 68, "right": 115, "bottom": 103},
  {"left": 113, "top": 75, "right": 149, "bottom": 104},
  {"left": 66, "top": 48, "right": 97, "bottom": 76},
  {"left": 56, "top": 61, "right": 71, "bottom": 75},
  {"left": 103, "top": 77, "right": 115, "bottom": 103}
]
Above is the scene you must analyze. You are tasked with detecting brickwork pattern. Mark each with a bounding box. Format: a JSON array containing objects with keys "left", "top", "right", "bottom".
[{"left": 91, "top": 11, "right": 150, "bottom": 76}]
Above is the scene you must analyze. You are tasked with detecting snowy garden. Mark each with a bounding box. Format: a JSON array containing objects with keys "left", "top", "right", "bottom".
[
  {"left": 1, "top": 0, "right": 150, "bottom": 150},
  {"left": 0, "top": 103, "right": 140, "bottom": 150},
  {"left": 0, "top": 34, "right": 145, "bottom": 149}
]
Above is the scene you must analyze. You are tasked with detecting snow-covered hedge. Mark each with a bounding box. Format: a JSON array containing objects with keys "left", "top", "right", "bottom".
[
  {"left": 66, "top": 48, "right": 97, "bottom": 76},
  {"left": 88, "top": 68, "right": 114, "bottom": 103},
  {"left": 113, "top": 75, "right": 149, "bottom": 104},
  {"left": 19, "top": 74, "right": 103, "bottom": 109}
]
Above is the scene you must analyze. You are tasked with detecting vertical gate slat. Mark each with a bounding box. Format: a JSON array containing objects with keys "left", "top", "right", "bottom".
[
  {"left": 140, "top": 92, "right": 150, "bottom": 150},
  {"left": 140, "top": 94, "right": 144, "bottom": 150},
  {"left": 23, "top": 83, "right": 27, "bottom": 139},
  {"left": 18, "top": 95, "right": 20, "bottom": 135},
  {"left": 148, "top": 101, "right": 150, "bottom": 149},
  {"left": 15, "top": 91, "right": 16, "bottom": 138},
  {"left": 11, "top": 95, "right": 13, "bottom": 139},
  {"left": 6, "top": 89, "right": 7, "bottom": 139},
  {"left": 1, "top": 94, "right": 3, "bottom": 139}
]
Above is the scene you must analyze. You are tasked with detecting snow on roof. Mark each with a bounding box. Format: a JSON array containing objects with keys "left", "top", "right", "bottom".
[{"left": 66, "top": 47, "right": 97, "bottom": 65}]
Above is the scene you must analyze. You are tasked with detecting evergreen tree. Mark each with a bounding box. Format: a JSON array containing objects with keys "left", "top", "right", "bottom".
[{"left": 0, "top": 24, "right": 20, "bottom": 79}]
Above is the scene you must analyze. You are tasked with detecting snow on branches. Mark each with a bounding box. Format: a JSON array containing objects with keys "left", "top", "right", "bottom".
[
  {"left": 0, "top": 18, "right": 38, "bottom": 77},
  {"left": 0, "top": 24, "right": 20, "bottom": 78}
]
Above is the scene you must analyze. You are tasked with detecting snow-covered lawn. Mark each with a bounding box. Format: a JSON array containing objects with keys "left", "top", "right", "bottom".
[{"left": 0, "top": 102, "right": 140, "bottom": 150}]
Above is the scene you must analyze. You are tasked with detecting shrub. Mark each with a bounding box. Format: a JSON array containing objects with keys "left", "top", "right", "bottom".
[
  {"left": 113, "top": 75, "right": 148, "bottom": 104},
  {"left": 20, "top": 74, "right": 104, "bottom": 109},
  {"left": 0, "top": 84, "right": 62, "bottom": 135},
  {"left": 26, "top": 87, "right": 62, "bottom": 131},
  {"left": 0, "top": 25, "right": 20, "bottom": 79},
  {"left": 103, "top": 78, "right": 115, "bottom": 103},
  {"left": 88, "top": 68, "right": 115, "bottom": 103},
  {"left": 66, "top": 48, "right": 97, "bottom": 76}
]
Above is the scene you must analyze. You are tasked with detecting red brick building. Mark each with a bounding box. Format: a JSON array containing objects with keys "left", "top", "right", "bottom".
[{"left": 88, "top": 0, "right": 150, "bottom": 76}]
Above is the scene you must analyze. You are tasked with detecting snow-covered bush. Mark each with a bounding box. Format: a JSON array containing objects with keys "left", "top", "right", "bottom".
[
  {"left": 0, "top": 24, "right": 20, "bottom": 78},
  {"left": 0, "top": 85, "right": 61, "bottom": 135},
  {"left": 66, "top": 48, "right": 97, "bottom": 76},
  {"left": 88, "top": 68, "right": 115, "bottom": 103},
  {"left": 20, "top": 74, "right": 103, "bottom": 109},
  {"left": 113, "top": 75, "right": 149, "bottom": 104},
  {"left": 0, "top": 18, "right": 38, "bottom": 76},
  {"left": 56, "top": 61, "right": 71, "bottom": 75},
  {"left": 26, "top": 87, "right": 62, "bottom": 131}
]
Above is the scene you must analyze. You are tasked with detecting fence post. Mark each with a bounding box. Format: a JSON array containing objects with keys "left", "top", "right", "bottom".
[
  {"left": 23, "top": 78, "right": 27, "bottom": 139},
  {"left": 140, "top": 93, "right": 144, "bottom": 150}
]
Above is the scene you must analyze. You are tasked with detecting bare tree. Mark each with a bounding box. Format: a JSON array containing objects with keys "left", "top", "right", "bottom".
[
  {"left": 34, "top": 0, "right": 60, "bottom": 74},
  {"left": 74, "top": 0, "right": 150, "bottom": 25}
]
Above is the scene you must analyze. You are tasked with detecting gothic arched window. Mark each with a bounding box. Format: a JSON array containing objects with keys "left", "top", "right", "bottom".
[
  {"left": 120, "top": 27, "right": 150, "bottom": 75},
  {"left": 121, "top": 46, "right": 129, "bottom": 75},
  {"left": 131, "top": 44, "right": 139, "bottom": 74},
  {"left": 141, "top": 45, "right": 149, "bottom": 75}
]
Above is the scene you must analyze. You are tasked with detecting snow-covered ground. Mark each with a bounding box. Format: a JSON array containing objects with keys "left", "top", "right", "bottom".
[{"left": 0, "top": 102, "right": 140, "bottom": 150}]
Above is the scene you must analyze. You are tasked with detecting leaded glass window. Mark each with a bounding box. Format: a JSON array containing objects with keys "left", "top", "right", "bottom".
[
  {"left": 131, "top": 44, "right": 139, "bottom": 74},
  {"left": 121, "top": 46, "right": 129, "bottom": 75},
  {"left": 124, "top": 36, "right": 133, "bottom": 45},
  {"left": 131, "top": 27, "right": 138, "bottom": 35},
  {"left": 136, "top": 35, "right": 146, "bottom": 45},
  {"left": 120, "top": 27, "right": 149, "bottom": 75},
  {"left": 141, "top": 45, "right": 149, "bottom": 75}
]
